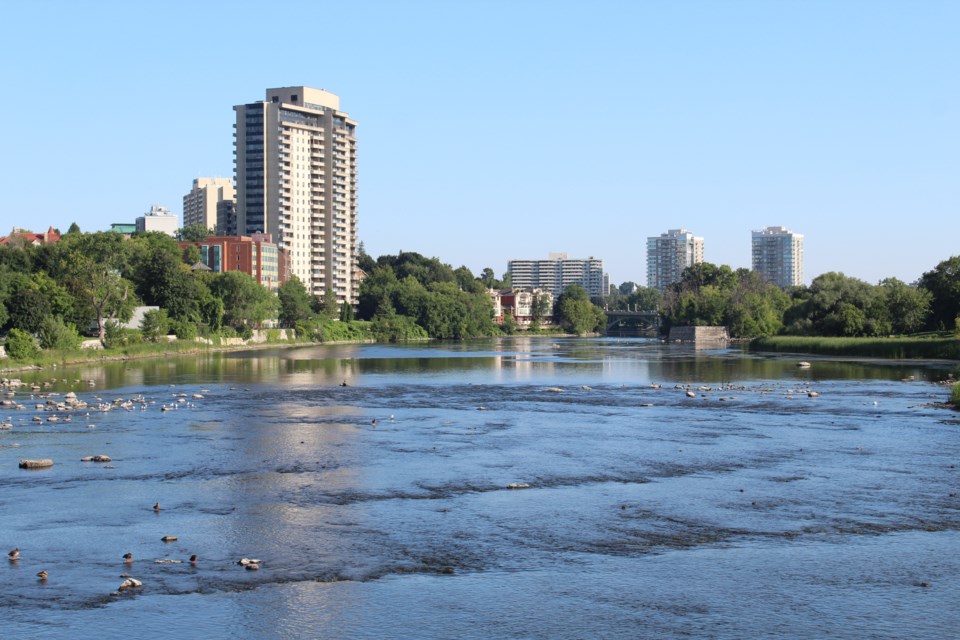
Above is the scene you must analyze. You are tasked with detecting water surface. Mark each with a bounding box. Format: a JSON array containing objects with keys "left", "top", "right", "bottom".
[{"left": 2, "top": 339, "right": 958, "bottom": 638}]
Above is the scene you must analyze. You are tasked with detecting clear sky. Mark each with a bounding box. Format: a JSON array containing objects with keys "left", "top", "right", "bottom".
[{"left": 1, "top": 0, "right": 957, "bottom": 287}]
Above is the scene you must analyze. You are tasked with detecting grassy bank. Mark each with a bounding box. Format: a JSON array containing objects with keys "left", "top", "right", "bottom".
[
  {"left": 0, "top": 336, "right": 322, "bottom": 373},
  {"left": 750, "top": 335, "right": 960, "bottom": 360}
]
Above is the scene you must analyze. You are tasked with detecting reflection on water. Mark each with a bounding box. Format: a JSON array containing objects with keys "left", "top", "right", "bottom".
[{"left": 1, "top": 338, "right": 958, "bottom": 639}]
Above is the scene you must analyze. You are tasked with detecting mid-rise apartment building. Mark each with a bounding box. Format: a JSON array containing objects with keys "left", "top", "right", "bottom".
[
  {"left": 646, "top": 229, "right": 704, "bottom": 292},
  {"left": 508, "top": 253, "right": 608, "bottom": 298},
  {"left": 751, "top": 226, "right": 804, "bottom": 288},
  {"left": 182, "top": 177, "right": 236, "bottom": 232},
  {"left": 234, "top": 86, "right": 358, "bottom": 303}
]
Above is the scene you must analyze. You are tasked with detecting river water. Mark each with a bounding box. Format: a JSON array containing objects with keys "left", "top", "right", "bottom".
[{"left": 1, "top": 338, "right": 958, "bottom": 639}]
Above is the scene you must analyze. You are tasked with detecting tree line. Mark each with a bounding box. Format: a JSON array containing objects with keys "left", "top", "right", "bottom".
[
  {"left": 634, "top": 259, "right": 960, "bottom": 339},
  {"left": 0, "top": 233, "right": 608, "bottom": 358}
]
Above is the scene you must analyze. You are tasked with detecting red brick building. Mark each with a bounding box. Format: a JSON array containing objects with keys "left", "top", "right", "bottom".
[{"left": 179, "top": 233, "right": 287, "bottom": 291}]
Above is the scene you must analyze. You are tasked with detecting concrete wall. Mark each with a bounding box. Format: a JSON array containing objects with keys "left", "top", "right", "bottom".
[{"left": 668, "top": 326, "right": 729, "bottom": 342}]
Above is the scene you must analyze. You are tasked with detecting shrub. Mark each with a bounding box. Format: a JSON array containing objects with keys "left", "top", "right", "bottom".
[
  {"left": 170, "top": 320, "right": 198, "bottom": 340},
  {"left": 103, "top": 322, "right": 142, "bottom": 348},
  {"left": 238, "top": 325, "right": 253, "bottom": 340},
  {"left": 4, "top": 328, "right": 40, "bottom": 360},
  {"left": 140, "top": 309, "right": 170, "bottom": 343},
  {"left": 952, "top": 382, "right": 960, "bottom": 407},
  {"left": 38, "top": 316, "right": 81, "bottom": 350}
]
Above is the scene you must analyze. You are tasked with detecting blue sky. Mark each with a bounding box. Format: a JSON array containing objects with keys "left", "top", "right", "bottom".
[{"left": 1, "top": 0, "right": 956, "bottom": 287}]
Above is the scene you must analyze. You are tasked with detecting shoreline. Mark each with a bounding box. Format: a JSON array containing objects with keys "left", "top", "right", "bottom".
[
  {"left": 0, "top": 339, "right": 351, "bottom": 375},
  {"left": 0, "top": 332, "right": 592, "bottom": 375}
]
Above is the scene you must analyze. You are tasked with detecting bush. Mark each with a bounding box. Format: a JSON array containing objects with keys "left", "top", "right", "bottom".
[
  {"left": 295, "top": 320, "right": 318, "bottom": 341},
  {"left": 322, "top": 320, "right": 374, "bottom": 342},
  {"left": 140, "top": 309, "right": 170, "bottom": 343},
  {"left": 38, "top": 316, "right": 81, "bottom": 350},
  {"left": 170, "top": 320, "right": 198, "bottom": 340},
  {"left": 265, "top": 328, "right": 282, "bottom": 343},
  {"left": 103, "top": 322, "right": 142, "bottom": 349},
  {"left": 952, "top": 382, "right": 960, "bottom": 407},
  {"left": 4, "top": 328, "right": 40, "bottom": 360},
  {"left": 238, "top": 325, "right": 253, "bottom": 340}
]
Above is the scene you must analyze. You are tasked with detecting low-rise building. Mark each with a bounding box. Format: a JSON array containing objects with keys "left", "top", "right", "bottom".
[
  {"left": 0, "top": 226, "right": 60, "bottom": 246},
  {"left": 490, "top": 288, "right": 554, "bottom": 327},
  {"left": 109, "top": 223, "right": 137, "bottom": 236},
  {"left": 178, "top": 233, "right": 285, "bottom": 291}
]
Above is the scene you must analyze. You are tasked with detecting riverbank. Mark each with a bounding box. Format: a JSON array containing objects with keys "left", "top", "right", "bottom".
[
  {"left": 750, "top": 335, "right": 960, "bottom": 360},
  {"left": 0, "top": 338, "right": 350, "bottom": 375}
]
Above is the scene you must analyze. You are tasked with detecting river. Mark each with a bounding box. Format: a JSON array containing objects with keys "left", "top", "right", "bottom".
[{"left": 1, "top": 338, "right": 958, "bottom": 639}]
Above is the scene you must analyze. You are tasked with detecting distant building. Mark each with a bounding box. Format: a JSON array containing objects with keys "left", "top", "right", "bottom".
[
  {"left": 751, "top": 226, "right": 804, "bottom": 288},
  {"left": 491, "top": 288, "right": 554, "bottom": 326},
  {"left": 646, "top": 229, "right": 704, "bottom": 292},
  {"left": 136, "top": 205, "right": 179, "bottom": 237},
  {"left": 110, "top": 223, "right": 137, "bottom": 235},
  {"left": 0, "top": 226, "right": 60, "bottom": 246},
  {"left": 508, "top": 253, "right": 608, "bottom": 298},
  {"left": 234, "top": 86, "right": 358, "bottom": 303},
  {"left": 182, "top": 178, "right": 235, "bottom": 232},
  {"left": 178, "top": 233, "right": 285, "bottom": 291}
]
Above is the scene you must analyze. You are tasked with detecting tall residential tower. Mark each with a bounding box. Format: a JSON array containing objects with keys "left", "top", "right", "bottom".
[
  {"left": 751, "top": 226, "right": 803, "bottom": 288},
  {"left": 646, "top": 229, "right": 704, "bottom": 292},
  {"left": 234, "top": 86, "right": 358, "bottom": 303},
  {"left": 182, "top": 177, "right": 235, "bottom": 232}
]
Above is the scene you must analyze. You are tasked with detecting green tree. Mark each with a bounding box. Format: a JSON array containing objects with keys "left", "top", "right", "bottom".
[
  {"left": 37, "top": 316, "right": 81, "bottom": 350},
  {"left": 140, "top": 308, "right": 170, "bottom": 342},
  {"left": 532, "top": 291, "right": 552, "bottom": 321},
  {"left": 501, "top": 310, "right": 518, "bottom": 335},
  {"left": 5, "top": 282, "right": 51, "bottom": 333},
  {"left": 339, "top": 301, "right": 355, "bottom": 322},
  {"left": 278, "top": 276, "right": 314, "bottom": 327},
  {"left": 784, "top": 272, "right": 887, "bottom": 337},
  {"left": 209, "top": 271, "right": 278, "bottom": 330},
  {"left": 4, "top": 328, "right": 40, "bottom": 360},
  {"left": 179, "top": 223, "right": 214, "bottom": 242},
  {"left": 625, "top": 286, "right": 662, "bottom": 312},
  {"left": 67, "top": 222, "right": 81, "bottom": 234},
  {"left": 318, "top": 287, "right": 340, "bottom": 320},
  {"left": 556, "top": 285, "right": 605, "bottom": 334},
  {"left": 357, "top": 241, "right": 376, "bottom": 274},
  {"left": 919, "top": 256, "right": 960, "bottom": 331},
  {"left": 72, "top": 259, "right": 137, "bottom": 343},
  {"left": 184, "top": 245, "right": 202, "bottom": 265},
  {"left": 880, "top": 278, "right": 930, "bottom": 334}
]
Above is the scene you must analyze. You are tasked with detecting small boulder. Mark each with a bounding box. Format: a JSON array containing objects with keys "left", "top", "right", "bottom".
[{"left": 19, "top": 459, "right": 54, "bottom": 469}]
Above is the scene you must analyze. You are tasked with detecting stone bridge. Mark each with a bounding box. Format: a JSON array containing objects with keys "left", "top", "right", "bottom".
[{"left": 605, "top": 310, "right": 661, "bottom": 337}]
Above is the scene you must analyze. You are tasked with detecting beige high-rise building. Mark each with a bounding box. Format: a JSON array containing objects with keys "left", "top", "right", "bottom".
[
  {"left": 182, "top": 178, "right": 235, "bottom": 232},
  {"left": 234, "top": 86, "right": 358, "bottom": 303}
]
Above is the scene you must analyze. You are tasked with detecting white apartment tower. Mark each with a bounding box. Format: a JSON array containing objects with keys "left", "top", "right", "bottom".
[
  {"left": 508, "top": 253, "right": 609, "bottom": 298},
  {"left": 234, "top": 86, "right": 358, "bottom": 303},
  {"left": 646, "top": 229, "right": 704, "bottom": 292},
  {"left": 751, "top": 226, "right": 804, "bottom": 288},
  {"left": 182, "top": 177, "right": 235, "bottom": 232}
]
